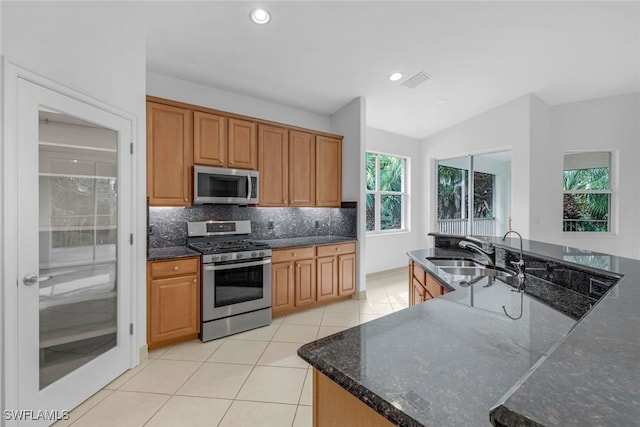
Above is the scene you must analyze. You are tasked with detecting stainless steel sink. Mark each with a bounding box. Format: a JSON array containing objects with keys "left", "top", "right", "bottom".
[
  {"left": 427, "top": 258, "right": 482, "bottom": 267},
  {"left": 439, "top": 266, "right": 515, "bottom": 278}
]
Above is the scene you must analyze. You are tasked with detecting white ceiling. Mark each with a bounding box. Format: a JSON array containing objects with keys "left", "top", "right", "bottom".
[{"left": 144, "top": 1, "right": 640, "bottom": 139}]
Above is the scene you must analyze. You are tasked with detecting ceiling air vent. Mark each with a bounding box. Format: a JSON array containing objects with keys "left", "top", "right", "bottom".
[{"left": 401, "top": 72, "right": 431, "bottom": 89}]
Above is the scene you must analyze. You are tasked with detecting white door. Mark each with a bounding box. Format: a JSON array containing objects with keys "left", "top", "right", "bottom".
[{"left": 15, "top": 77, "right": 132, "bottom": 424}]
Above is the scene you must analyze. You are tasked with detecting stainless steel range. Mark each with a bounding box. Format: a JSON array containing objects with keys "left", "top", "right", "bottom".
[{"left": 187, "top": 220, "right": 272, "bottom": 342}]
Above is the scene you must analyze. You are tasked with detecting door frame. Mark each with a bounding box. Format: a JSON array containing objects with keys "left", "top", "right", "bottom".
[{"left": 1, "top": 59, "right": 139, "bottom": 423}]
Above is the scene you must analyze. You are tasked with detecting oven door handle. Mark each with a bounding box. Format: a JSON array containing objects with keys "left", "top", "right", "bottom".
[{"left": 204, "top": 258, "right": 271, "bottom": 271}]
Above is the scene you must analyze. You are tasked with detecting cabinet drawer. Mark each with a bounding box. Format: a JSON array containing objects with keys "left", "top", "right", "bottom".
[
  {"left": 150, "top": 257, "right": 199, "bottom": 278},
  {"left": 316, "top": 242, "right": 356, "bottom": 257},
  {"left": 272, "top": 246, "right": 315, "bottom": 263}
]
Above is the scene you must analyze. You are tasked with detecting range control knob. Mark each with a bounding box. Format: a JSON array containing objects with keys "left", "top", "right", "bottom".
[
  {"left": 212, "top": 255, "right": 220, "bottom": 262},
  {"left": 259, "top": 251, "right": 265, "bottom": 257},
  {"left": 220, "top": 255, "right": 228, "bottom": 261},
  {"left": 251, "top": 252, "right": 258, "bottom": 257}
]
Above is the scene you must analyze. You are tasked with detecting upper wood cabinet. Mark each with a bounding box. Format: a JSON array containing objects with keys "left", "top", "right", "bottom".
[
  {"left": 228, "top": 118, "right": 257, "bottom": 170},
  {"left": 258, "top": 124, "right": 289, "bottom": 206},
  {"left": 315, "top": 135, "right": 342, "bottom": 207},
  {"left": 289, "top": 130, "right": 316, "bottom": 206},
  {"left": 259, "top": 127, "right": 317, "bottom": 207},
  {"left": 147, "top": 96, "right": 342, "bottom": 207},
  {"left": 194, "top": 113, "right": 257, "bottom": 170},
  {"left": 147, "top": 102, "right": 193, "bottom": 206},
  {"left": 193, "top": 111, "right": 226, "bottom": 167}
]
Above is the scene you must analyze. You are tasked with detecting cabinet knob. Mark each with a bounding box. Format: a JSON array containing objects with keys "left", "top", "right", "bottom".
[
  {"left": 332, "top": 259, "right": 336, "bottom": 263},
  {"left": 184, "top": 198, "right": 188, "bottom": 202},
  {"left": 230, "top": 160, "right": 234, "bottom": 164},
  {"left": 193, "top": 278, "right": 197, "bottom": 283},
  {"left": 293, "top": 253, "right": 297, "bottom": 257},
  {"left": 336, "top": 248, "right": 340, "bottom": 252},
  {"left": 173, "top": 266, "right": 179, "bottom": 271}
]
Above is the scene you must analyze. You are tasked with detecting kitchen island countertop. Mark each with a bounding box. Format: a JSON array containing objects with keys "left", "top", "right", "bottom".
[{"left": 298, "top": 239, "right": 640, "bottom": 426}]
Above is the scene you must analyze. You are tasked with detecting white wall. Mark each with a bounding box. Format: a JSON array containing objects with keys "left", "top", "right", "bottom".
[
  {"left": 1, "top": 0, "right": 147, "bottom": 399},
  {"left": 420, "top": 95, "right": 532, "bottom": 247},
  {"left": 330, "top": 98, "right": 367, "bottom": 289},
  {"left": 147, "top": 71, "right": 332, "bottom": 133},
  {"left": 365, "top": 127, "right": 421, "bottom": 274},
  {"left": 532, "top": 92, "right": 640, "bottom": 258}
]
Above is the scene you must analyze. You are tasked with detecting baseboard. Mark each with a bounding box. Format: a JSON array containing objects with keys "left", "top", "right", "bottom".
[
  {"left": 139, "top": 344, "right": 148, "bottom": 364},
  {"left": 352, "top": 290, "right": 367, "bottom": 300},
  {"left": 366, "top": 266, "right": 406, "bottom": 280}
]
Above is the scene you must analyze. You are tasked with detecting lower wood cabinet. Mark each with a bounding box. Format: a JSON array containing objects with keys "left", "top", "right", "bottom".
[
  {"left": 295, "top": 258, "right": 316, "bottom": 307},
  {"left": 272, "top": 246, "right": 316, "bottom": 316},
  {"left": 272, "top": 242, "right": 356, "bottom": 317},
  {"left": 409, "top": 260, "right": 448, "bottom": 306},
  {"left": 316, "top": 256, "right": 338, "bottom": 302},
  {"left": 147, "top": 257, "right": 200, "bottom": 349}
]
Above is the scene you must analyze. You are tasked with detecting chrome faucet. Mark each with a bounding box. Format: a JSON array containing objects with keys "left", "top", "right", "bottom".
[
  {"left": 502, "top": 230, "right": 526, "bottom": 290},
  {"left": 502, "top": 230, "right": 526, "bottom": 320},
  {"left": 458, "top": 240, "right": 494, "bottom": 266}
]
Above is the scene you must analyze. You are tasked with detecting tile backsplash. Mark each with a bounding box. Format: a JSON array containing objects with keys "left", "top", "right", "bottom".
[{"left": 148, "top": 205, "right": 357, "bottom": 248}]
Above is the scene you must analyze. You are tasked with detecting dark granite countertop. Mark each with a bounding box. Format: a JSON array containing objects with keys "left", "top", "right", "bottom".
[
  {"left": 147, "top": 246, "right": 200, "bottom": 261},
  {"left": 298, "top": 240, "right": 640, "bottom": 426},
  {"left": 258, "top": 235, "right": 356, "bottom": 249}
]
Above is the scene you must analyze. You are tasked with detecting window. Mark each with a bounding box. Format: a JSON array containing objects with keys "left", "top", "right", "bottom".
[
  {"left": 366, "top": 152, "right": 407, "bottom": 232},
  {"left": 563, "top": 151, "right": 612, "bottom": 232}
]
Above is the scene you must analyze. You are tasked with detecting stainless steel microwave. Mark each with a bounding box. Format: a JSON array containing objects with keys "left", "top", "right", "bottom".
[{"left": 194, "top": 166, "right": 259, "bottom": 205}]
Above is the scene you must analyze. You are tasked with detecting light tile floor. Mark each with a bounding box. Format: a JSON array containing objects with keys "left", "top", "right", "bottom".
[{"left": 55, "top": 269, "right": 408, "bottom": 427}]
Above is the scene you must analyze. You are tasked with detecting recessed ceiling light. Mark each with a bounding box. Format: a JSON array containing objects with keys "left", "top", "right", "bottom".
[
  {"left": 436, "top": 98, "right": 447, "bottom": 105},
  {"left": 251, "top": 8, "right": 271, "bottom": 25},
  {"left": 389, "top": 72, "right": 403, "bottom": 82}
]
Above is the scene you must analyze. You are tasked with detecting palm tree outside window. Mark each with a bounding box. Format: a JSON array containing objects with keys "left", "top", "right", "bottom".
[
  {"left": 366, "top": 152, "right": 408, "bottom": 232},
  {"left": 563, "top": 151, "right": 612, "bottom": 232}
]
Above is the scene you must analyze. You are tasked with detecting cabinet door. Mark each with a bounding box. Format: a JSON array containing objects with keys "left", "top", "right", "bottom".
[
  {"left": 148, "top": 274, "right": 199, "bottom": 345},
  {"left": 147, "top": 102, "right": 192, "bottom": 206},
  {"left": 258, "top": 124, "right": 289, "bottom": 206},
  {"left": 295, "top": 258, "right": 316, "bottom": 307},
  {"left": 272, "top": 261, "right": 294, "bottom": 315},
  {"left": 411, "top": 278, "right": 429, "bottom": 305},
  {"left": 338, "top": 253, "right": 356, "bottom": 296},
  {"left": 193, "top": 111, "right": 226, "bottom": 166},
  {"left": 228, "top": 118, "right": 257, "bottom": 170},
  {"left": 315, "top": 135, "right": 342, "bottom": 207},
  {"left": 426, "top": 272, "right": 444, "bottom": 298},
  {"left": 316, "top": 256, "right": 338, "bottom": 301},
  {"left": 289, "top": 130, "right": 315, "bottom": 206}
]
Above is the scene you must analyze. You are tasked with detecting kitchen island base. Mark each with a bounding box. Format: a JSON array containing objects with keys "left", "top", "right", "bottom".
[{"left": 313, "top": 369, "right": 393, "bottom": 427}]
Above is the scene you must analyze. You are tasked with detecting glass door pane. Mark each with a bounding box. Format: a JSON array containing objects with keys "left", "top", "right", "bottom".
[
  {"left": 436, "top": 151, "right": 511, "bottom": 236},
  {"left": 38, "top": 108, "right": 118, "bottom": 389},
  {"left": 436, "top": 156, "right": 469, "bottom": 235}
]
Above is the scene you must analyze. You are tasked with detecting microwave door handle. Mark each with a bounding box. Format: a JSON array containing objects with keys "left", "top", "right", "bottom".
[{"left": 246, "top": 172, "right": 252, "bottom": 203}]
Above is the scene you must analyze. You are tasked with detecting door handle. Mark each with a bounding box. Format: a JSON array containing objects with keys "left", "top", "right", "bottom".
[{"left": 23, "top": 274, "right": 39, "bottom": 286}]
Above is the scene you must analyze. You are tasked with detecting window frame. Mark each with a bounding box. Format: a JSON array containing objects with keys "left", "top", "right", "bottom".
[
  {"left": 562, "top": 150, "right": 614, "bottom": 234},
  {"left": 365, "top": 151, "right": 409, "bottom": 234}
]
